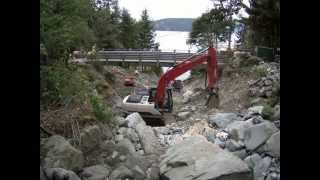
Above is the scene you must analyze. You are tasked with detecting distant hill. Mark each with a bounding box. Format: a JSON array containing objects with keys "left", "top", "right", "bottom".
[{"left": 153, "top": 18, "right": 194, "bottom": 32}]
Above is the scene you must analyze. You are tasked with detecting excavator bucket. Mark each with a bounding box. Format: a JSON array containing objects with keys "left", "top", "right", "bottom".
[{"left": 205, "top": 89, "right": 219, "bottom": 109}]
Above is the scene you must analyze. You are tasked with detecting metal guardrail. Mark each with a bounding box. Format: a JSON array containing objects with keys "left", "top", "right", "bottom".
[{"left": 96, "top": 50, "right": 229, "bottom": 62}]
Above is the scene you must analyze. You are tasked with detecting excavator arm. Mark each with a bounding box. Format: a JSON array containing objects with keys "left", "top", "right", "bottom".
[{"left": 155, "top": 47, "right": 218, "bottom": 108}]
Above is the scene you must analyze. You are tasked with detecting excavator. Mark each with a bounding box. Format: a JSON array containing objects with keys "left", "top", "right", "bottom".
[{"left": 121, "top": 46, "right": 219, "bottom": 120}]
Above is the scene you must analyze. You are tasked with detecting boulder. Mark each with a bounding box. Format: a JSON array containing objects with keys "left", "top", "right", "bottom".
[
  {"left": 177, "top": 111, "right": 191, "bottom": 120},
  {"left": 271, "top": 105, "right": 280, "bottom": 121},
  {"left": 254, "top": 156, "right": 272, "bottom": 180},
  {"left": 225, "top": 139, "right": 245, "bottom": 152},
  {"left": 208, "top": 113, "right": 241, "bottom": 129},
  {"left": 99, "top": 124, "right": 113, "bottom": 140},
  {"left": 244, "top": 153, "right": 262, "bottom": 169},
  {"left": 44, "top": 168, "right": 81, "bottom": 180},
  {"left": 214, "top": 137, "right": 226, "bottom": 149},
  {"left": 243, "top": 122, "right": 278, "bottom": 151},
  {"left": 225, "top": 120, "right": 254, "bottom": 141},
  {"left": 264, "top": 132, "right": 280, "bottom": 157},
  {"left": 203, "top": 128, "right": 216, "bottom": 143},
  {"left": 42, "top": 135, "right": 84, "bottom": 171},
  {"left": 248, "top": 106, "right": 264, "bottom": 115},
  {"left": 274, "top": 120, "right": 280, "bottom": 129},
  {"left": 135, "top": 123, "right": 160, "bottom": 154},
  {"left": 264, "top": 79, "right": 273, "bottom": 86},
  {"left": 115, "top": 116, "right": 127, "bottom": 127},
  {"left": 40, "top": 166, "right": 48, "bottom": 180},
  {"left": 147, "top": 164, "right": 161, "bottom": 180},
  {"left": 266, "top": 172, "right": 280, "bottom": 180},
  {"left": 127, "top": 113, "right": 146, "bottom": 129},
  {"left": 153, "top": 127, "right": 171, "bottom": 136},
  {"left": 131, "top": 165, "right": 147, "bottom": 180},
  {"left": 231, "top": 149, "right": 247, "bottom": 160},
  {"left": 80, "top": 125, "right": 102, "bottom": 153},
  {"left": 115, "top": 134, "right": 124, "bottom": 142},
  {"left": 119, "top": 155, "right": 126, "bottom": 162},
  {"left": 118, "top": 127, "right": 139, "bottom": 144},
  {"left": 160, "top": 136, "right": 251, "bottom": 180},
  {"left": 109, "top": 165, "right": 133, "bottom": 180},
  {"left": 116, "top": 138, "right": 137, "bottom": 155},
  {"left": 81, "top": 165, "right": 110, "bottom": 180}
]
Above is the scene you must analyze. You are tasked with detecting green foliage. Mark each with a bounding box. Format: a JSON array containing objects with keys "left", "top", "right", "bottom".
[
  {"left": 40, "top": 63, "right": 92, "bottom": 107},
  {"left": 239, "top": 56, "right": 259, "bottom": 67},
  {"left": 90, "top": 94, "right": 113, "bottom": 123},
  {"left": 136, "top": 9, "right": 156, "bottom": 49},
  {"left": 119, "top": 9, "right": 139, "bottom": 49},
  {"left": 90, "top": 5, "right": 121, "bottom": 49},
  {"left": 40, "top": 0, "right": 95, "bottom": 61},
  {"left": 243, "top": 0, "right": 280, "bottom": 47},
  {"left": 253, "top": 65, "right": 269, "bottom": 77},
  {"left": 103, "top": 71, "right": 116, "bottom": 83},
  {"left": 188, "top": 8, "right": 232, "bottom": 48},
  {"left": 91, "top": 61, "right": 104, "bottom": 73},
  {"left": 41, "top": 0, "right": 157, "bottom": 62},
  {"left": 262, "top": 104, "right": 275, "bottom": 120}
]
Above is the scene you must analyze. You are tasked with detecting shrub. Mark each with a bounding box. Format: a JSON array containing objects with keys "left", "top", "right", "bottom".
[
  {"left": 262, "top": 104, "right": 275, "bottom": 120},
  {"left": 253, "top": 65, "right": 269, "bottom": 77},
  {"left": 239, "top": 56, "right": 259, "bottom": 67},
  {"left": 103, "top": 71, "right": 116, "bottom": 83},
  {"left": 40, "top": 63, "right": 91, "bottom": 107},
  {"left": 92, "top": 61, "right": 104, "bottom": 73},
  {"left": 90, "top": 94, "right": 113, "bottom": 123}
]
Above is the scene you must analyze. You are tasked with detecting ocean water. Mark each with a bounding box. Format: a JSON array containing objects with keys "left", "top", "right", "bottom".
[
  {"left": 155, "top": 31, "right": 194, "bottom": 81},
  {"left": 155, "top": 30, "right": 236, "bottom": 81}
]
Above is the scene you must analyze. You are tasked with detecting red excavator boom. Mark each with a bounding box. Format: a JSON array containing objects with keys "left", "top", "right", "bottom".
[{"left": 155, "top": 47, "right": 218, "bottom": 108}]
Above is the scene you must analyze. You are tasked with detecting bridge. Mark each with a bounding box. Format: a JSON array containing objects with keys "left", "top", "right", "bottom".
[{"left": 71, "top": 49, "right": 231, "bottom": 67}]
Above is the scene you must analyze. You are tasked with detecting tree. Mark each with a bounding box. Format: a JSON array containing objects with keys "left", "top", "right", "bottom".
[
  {"left": 242, "top": 0, "right": 280, "bottom": 47},
  {"left": 188, "top": 8, "right": 229, "bottom": 49},
  {"left": 210, "top": 0, "right": 243, "bottom": 49},
  {"left": 136, "top": 9, "right": 156, "bottom": 49},
  {"left": 88, "top": 0, "right": 122, "bottom": 49},
  {"left": 40, "top": 0, "right": 95, "bottom": 62},
  {"left": 119, "top": 9, "right": 138, "bottom": 49}
]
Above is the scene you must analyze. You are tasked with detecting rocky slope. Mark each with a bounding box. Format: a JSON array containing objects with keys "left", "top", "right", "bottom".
[{"left": 40, "top": 52, "right": 280, "bottom": 180}]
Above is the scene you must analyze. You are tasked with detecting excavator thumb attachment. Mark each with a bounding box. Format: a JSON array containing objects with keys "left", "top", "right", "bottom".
[{"left": 205, "top": 88, "right": 219, "bottom": 109}]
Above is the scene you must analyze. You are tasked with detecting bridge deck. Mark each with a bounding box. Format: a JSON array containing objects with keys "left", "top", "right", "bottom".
[{"left": 71, "top": 50, "right": 231, "bottom": 66}]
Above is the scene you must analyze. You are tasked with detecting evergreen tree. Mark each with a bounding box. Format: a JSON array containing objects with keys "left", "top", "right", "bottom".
[
  {"left": 40, "top": 0, "right": 95, "bottom": 61},
  {"left": 242, "top": 0, "right": 280, "bottom": 47},
  {"left": 119, "top": 9, "right": 138, "bottom": 49},
  {"left": 136, "top": 9, "right": 156, "bottom": 49}
]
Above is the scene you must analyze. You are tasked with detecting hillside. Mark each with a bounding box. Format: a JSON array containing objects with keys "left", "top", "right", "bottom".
[{"left": 153, "top": 18, "right": 194, "bottom": 31}]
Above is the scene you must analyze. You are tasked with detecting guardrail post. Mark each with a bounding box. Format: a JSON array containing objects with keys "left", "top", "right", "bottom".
[{"left": 139, "top": 52, "right": 142, "bottom": 70}]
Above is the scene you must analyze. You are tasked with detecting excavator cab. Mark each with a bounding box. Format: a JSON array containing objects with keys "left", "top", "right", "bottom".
[{"left": 149, "top": 87, "right": 173, "bottom": 113}]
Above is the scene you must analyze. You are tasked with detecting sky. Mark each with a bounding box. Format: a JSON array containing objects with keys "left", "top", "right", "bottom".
[{"left": 118, "top": 0, "right": 249, "bottom": 21}]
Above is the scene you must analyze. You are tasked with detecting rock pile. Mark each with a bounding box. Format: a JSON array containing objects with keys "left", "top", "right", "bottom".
[
  {"left": 207, "top": 111, "right": 280, "bottom": 180},
  {"left": 40, "top": 113, "right": 162, "bottom": 180},
  {"left": 159, "top": 136, "right": 252, "bottom": 180},
  {"left": 248, "top": 62, "right": 280, "bottom": 99}
]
